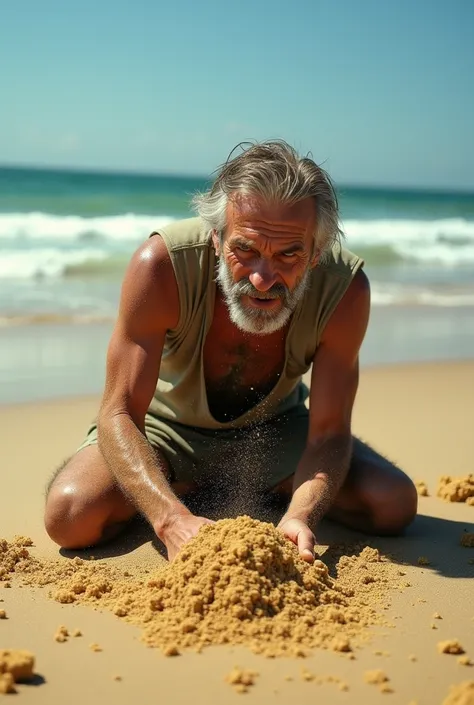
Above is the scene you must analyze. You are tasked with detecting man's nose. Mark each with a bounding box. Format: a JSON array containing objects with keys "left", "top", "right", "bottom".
[{"left": 248, "top": 260, "right": 278, "bottom": 292}]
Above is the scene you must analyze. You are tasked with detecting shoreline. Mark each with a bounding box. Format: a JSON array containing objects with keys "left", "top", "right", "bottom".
[
  {"left": 1, "top": 304, "right": 474, "bottom": 406},
  {"left": 1, "top": 300, "right": 474, "bottom": 326},
  {"left": 1, "top": 358, "right": 473, "bottom": 411}
]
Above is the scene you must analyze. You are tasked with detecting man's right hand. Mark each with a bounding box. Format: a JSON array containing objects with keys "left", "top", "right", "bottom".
[{"left": 158, "top": 513, "right": 215, "bottom": 562}]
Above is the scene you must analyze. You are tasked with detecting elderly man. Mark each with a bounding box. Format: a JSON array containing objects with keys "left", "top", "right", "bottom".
[{"left": 44, "top": 141, "right": 417, "bottom": 562}]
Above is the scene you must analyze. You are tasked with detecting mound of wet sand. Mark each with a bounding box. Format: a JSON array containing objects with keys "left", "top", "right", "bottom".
[{"left": 1, "top": 517, "right": 402, "bottom": 659}]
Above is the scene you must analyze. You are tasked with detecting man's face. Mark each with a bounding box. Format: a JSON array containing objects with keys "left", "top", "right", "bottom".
[{"left": 214, "top": 195, "right": 319, "bottom": 335}]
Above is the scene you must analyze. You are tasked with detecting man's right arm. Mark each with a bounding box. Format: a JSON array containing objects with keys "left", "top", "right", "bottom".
[{"left": 97, "top": 235, "right": 212, "bottom": 559}]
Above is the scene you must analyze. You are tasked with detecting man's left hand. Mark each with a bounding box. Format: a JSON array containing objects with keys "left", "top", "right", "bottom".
[{"left": 277, "top": 517, "right": 316, "bottom": 563}]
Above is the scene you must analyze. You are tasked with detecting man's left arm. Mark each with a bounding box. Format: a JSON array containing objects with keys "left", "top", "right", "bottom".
[{"left": 278, "top": 268, "right": 371, "bottom": 561}]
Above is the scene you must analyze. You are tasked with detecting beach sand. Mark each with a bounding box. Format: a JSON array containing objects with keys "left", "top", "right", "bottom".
[{"left": 1, "top": 361, "right": 473, "bottom": 704}]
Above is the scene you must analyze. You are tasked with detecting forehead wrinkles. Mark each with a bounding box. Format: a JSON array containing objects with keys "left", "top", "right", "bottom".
[
  {"left": 230, "top": 220, "right": 309, "bottom": 255},
  {"left": 227, "top": 194, "right": 316, "bottom": 234},
  {"left": 237, "top": 217, "right": 308, "bottom": 236}
]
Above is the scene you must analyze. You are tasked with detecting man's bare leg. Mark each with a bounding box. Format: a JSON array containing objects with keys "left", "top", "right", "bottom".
[
  {"left": 273, "top": 437, "right": 418, "bottom": 536},
  {"left": 44, "top": 445, "right": 196, "bottom": 550}
]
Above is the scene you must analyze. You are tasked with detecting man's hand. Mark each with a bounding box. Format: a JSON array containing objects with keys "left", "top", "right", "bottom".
[
  {"left": 277, "top": 517, "right": 316, "bottom": 563},
  {"left": 158, "top": 514, "right": 215, "bottom": 562}
]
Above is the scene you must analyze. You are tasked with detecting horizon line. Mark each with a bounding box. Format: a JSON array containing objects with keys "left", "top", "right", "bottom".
[{"left": 1, "top": 161, "right": 474, "bottom": 197}]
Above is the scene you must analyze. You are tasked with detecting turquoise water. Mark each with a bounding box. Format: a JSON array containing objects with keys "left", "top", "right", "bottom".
[{"left": 1, "top": 165, "right": 474, "bottom": 322}]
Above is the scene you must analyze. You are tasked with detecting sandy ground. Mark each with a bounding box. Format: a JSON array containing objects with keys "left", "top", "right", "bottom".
[{"left": 1, "top": 361, "right": 473, "bottom": 704}]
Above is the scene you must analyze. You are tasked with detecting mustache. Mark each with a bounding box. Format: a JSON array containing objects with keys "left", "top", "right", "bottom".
[{"left": 233, "top": 280, "right": 288, "bottom": 300}]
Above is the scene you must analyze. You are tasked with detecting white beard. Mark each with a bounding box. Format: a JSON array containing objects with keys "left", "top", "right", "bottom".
[{"left": 216, "top": 256, "right": 310, "bottom": 335}]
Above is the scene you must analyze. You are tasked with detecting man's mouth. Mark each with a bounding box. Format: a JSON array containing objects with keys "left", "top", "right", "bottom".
[{"left": 244, "top": 294, "right": 281, "bottom": 310}]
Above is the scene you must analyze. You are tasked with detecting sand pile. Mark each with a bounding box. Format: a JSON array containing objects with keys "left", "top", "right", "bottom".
[
  {"left": 0, "top": 536, "right": 33, "bottom": 584},
  {"left": 2, "top": 517, "right": 398, "bottom": 658},
  {"left": 437, "top": 475, "right": 474, "bottom": 505}
]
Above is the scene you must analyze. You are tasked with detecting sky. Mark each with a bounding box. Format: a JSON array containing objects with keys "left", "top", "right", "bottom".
[{"left": 1, "top": 0, "right": 473, "bottom": 189}]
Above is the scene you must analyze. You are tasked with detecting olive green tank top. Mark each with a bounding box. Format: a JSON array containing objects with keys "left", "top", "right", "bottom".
[{"left": 148, "top": 217, "right": 363, "bottom": 430}]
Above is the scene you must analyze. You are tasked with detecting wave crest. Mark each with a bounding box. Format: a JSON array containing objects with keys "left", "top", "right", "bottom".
[
  {"left": 0, "top": 212, "right": 176, "bottom": 242},
  {"left": 1, "top": 213, "right": 474, "bottom": 281}
]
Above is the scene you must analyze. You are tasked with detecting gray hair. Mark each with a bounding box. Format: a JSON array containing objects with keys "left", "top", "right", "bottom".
[{"left": 191, "top": 140, "right": 343, "bottom": 259}]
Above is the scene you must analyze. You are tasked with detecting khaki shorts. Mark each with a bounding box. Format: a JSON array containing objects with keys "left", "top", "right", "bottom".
[{"left": 78, "top": 405, "right": 310, "bottom": 494}]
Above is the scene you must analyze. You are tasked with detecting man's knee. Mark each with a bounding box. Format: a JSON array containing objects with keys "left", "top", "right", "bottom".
[
  {"left": 368, "top": 470, "right": 418, "bottom": 535},
  {"left": 44, "top": 454, "right": 110, "bottom": 550},
  {"left": 45, "top": 472, "right": 92, "bottom": 549}
]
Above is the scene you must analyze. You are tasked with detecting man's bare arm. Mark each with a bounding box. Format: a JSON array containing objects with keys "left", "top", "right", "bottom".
[
  {"left": 97, "top": 236, "right": 207, "bottom": 552},
  {"left": 279, "top": 269, "right": 371, "bottom": 555}
]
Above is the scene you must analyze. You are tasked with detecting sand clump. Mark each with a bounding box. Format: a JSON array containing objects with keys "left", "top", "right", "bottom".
[
  {"left": 415, "top": 481, "right": 429, "bottom": 497},
  {"left": 438, "top": 640, "right": 465, "bottom": 655},
  {"left": 364, "top": 669, "right": 393, "bottom": 694},
  {"left": 437, "top": 475, "right": 474, "bottom": 505},
  {"left": 442, "top": 681, "right": 474, "bottom": 705},
  {"left": 225, "top": 667, "right": 259, "bottom": 693},
  {"left": 0, "top": 650, "right": 35, "bottom": 694},
  {"left": 0, "top": 537, "right": 32, "bottom": 582},
  {"left": 1, "top": 517, "right": 399, "bottom": 658},
  {"left": 460, "top": 533, "right": 474, "bottom": 548}
]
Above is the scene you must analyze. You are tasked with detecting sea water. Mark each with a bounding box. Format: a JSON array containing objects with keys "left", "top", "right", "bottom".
[
  {"left": 1, "top": 165, "right": 474, "bottom": 323},
  {"left": 0, "top": 166, "right": 473, "bottom": 403}
]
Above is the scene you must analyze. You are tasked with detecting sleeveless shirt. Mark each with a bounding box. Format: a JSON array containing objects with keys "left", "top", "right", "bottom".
[{"left": 148, "top": 217, "right": 364, "bottom": 430}]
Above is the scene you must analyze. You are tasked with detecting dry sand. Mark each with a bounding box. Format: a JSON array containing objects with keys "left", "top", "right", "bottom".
[{"left": 0, "top": 360, "right": 473, "bottom": 704}]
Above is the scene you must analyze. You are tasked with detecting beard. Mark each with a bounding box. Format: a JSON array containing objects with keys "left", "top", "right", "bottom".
[{"left": 216, "top": 256, "right": 311, "bottom": 335}]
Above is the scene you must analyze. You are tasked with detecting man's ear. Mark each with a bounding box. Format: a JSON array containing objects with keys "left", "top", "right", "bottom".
[{"left": 211, "top": 229, "right": 221, "bottom": 255}]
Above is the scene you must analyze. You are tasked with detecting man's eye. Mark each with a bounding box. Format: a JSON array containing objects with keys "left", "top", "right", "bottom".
[
  {"left": 281, "top": 251, "right": 298, "bottom": 258},
  {"left": 236, "top": 245, "right": 252, "bottom": 254}
]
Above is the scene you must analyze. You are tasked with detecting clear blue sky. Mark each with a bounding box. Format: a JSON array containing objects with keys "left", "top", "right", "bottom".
[{"left": 1, "top": 0, "right": 473, "bottom": 189}]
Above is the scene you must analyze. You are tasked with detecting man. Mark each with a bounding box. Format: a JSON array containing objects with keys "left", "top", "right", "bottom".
[{"left": 44, "top": 141, "right": 417, "bottom": 563}]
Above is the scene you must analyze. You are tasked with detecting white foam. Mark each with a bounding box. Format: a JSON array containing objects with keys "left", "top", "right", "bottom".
[
  {"left": 343, "top": 217, "right": 474, "bottom": 265},
  {"left": 370, "top": 283, "right": 474, "bottom": 307},
  {"left": 0, "top": 248, "right": 109, "bottom": 279},
  {"left": 0, "top": 212, "right": 176, "bottom": 242},
  {"left": 2, "top": 212, "right": 474, "bottom": 289}
]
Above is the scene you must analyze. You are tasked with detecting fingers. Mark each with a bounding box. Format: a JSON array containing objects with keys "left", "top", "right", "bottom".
[{"left": 297, "top": 528, "right": 315, "bottom": 563}]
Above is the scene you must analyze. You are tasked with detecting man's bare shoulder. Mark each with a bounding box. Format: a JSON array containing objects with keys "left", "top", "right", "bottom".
[
  {"left": 119, "top": 234, "right": 179, "bottom": 332},
  {"left": 321, "top": 268, "right": 371, "bottom": 348}
]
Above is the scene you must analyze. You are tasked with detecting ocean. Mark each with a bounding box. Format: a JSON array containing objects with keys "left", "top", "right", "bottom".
[
  {"left": 1, "top": 165, "right": 473, "bottom": 405},
  {"left": 1, "top": 165, "right": 474, "bottom": 324}
]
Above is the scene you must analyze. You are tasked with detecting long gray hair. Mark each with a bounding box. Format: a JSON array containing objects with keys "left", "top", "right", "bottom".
[{"left": 192, "top": 140, "right": 343, "bottom": 260}]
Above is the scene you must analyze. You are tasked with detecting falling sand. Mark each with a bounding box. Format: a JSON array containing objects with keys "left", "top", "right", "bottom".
[{"left": 1, "top": 517, "right": 401, "bottom": 659}]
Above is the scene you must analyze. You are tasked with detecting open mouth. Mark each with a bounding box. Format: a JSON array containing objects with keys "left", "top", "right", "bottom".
[{"left": 244, "top": 295, "right": 281, "bottom": 310}]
